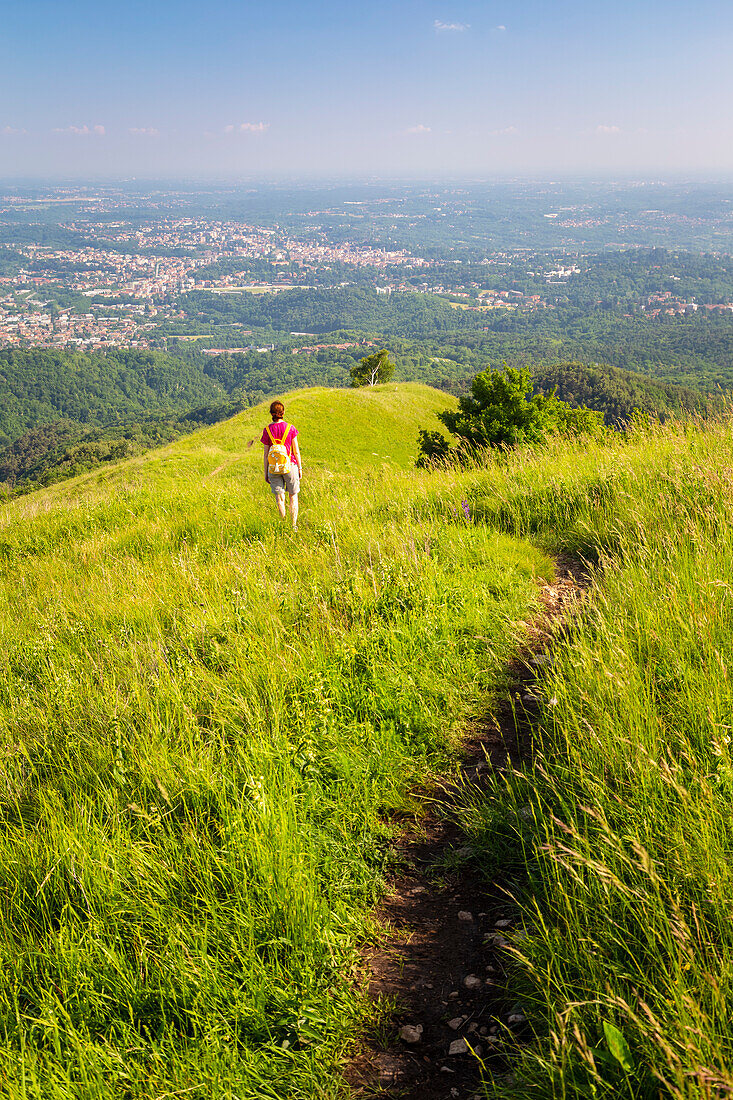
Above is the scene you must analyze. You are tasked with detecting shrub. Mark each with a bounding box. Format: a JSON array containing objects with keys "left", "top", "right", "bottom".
[{"left": 418, "top": 366, "right": 605, "bottom": 464}]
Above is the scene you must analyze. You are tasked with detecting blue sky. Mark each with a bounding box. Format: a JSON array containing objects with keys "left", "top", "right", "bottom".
[{"left": 2, "top": 0, "right": 733, "bottom": 178}]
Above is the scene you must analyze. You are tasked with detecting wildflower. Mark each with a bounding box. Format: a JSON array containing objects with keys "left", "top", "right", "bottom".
[{"left": 461, "top": 499, "right": 471, "bottom": 521}]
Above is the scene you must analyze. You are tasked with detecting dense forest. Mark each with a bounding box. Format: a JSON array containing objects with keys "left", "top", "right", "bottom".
[
  {"left": 530, "top": 361, "right": 720, "bottom": 424},
  {"left": 399, "top": 319, "right": 733, "bottom": 391},
  {"left": 179, "top": 287, "right": 733, "bottom": 389},
  {"left": 182, "top": 287, "right": 470, "bottom": 337},
  {"left": 0, "top": 347, "right": 227, "bottom": 446}
]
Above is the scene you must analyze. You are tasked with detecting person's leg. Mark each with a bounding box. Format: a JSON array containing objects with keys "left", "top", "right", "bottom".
[
  {"left": 274, "top": 490, "right": 287, "bottom": 519},
  {"left": 288, "top": 492, "right": 299, "bottom": 529}
]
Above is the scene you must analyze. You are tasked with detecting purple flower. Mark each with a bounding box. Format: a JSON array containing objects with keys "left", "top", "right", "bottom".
[{"left": 461, "top": 499, "right": 471, "bottom": 521}]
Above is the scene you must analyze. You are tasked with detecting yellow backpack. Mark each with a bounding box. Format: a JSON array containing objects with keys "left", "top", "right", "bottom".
[{"left": 266, "top": 424, "right": 292, "bottom": 477}]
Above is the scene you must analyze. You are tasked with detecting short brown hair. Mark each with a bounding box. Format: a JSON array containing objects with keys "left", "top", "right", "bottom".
[{"left": 269, "top": 400, "right": 284, "bottom": 419}]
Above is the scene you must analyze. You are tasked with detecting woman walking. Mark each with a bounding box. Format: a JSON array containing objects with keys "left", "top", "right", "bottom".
[{"left": 261, "top": 400, "right": 302, "bottom": 530}]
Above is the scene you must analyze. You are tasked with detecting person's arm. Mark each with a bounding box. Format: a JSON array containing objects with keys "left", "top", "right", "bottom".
[
  {"left": 263, "top": 444, "right": 270, "bottom": 482},
  {"left": 293, "top": 437, "right": 302, "bottom": 474}
]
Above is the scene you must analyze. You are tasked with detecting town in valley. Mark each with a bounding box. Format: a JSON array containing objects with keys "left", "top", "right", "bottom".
[{"left": 4, "top": 180, "right": 733, "bottom": 351}]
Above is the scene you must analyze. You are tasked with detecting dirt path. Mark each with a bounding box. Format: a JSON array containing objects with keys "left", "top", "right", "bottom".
[
  {"left": 346, "top": 557, "right": 585, "bottom": 1099},
  {"left": 205, "top": 456, "right": 240, "bottom": 478}
]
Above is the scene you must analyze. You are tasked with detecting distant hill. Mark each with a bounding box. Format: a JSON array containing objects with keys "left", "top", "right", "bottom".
[
  {"left": 0, "top": 347, "right": 231, "bottom": 447},
  {"left": 531, "top": 361, "right": 721, "bottom": 425}
]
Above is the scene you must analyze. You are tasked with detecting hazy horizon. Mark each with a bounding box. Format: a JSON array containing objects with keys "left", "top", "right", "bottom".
[
  {"left": 5, "top": 174, "right": 733, "bottom": 188},
  {"left": 3, "top": 0, "right": 733, "bottom": 180}
]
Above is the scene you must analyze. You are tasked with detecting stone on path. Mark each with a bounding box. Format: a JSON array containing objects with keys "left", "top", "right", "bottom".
[
  {"left": 399, "top": 1024, "right": 423, "bottom": 1044},
  {"left": 449, "top": 1038, "right": 469, "bottom": 1055}
]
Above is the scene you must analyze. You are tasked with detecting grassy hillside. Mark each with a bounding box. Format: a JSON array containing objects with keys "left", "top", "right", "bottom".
[
  {"left": 167, "top": 381, "right": 456, "bottom": 472},
  {"left": 3, "top": 382, "right": 454, "bottom": 523},
  {"left": 447, "top": 424, "right": 733, "bottom": 1098},
  {"left": 5, "top": 383, "right": 733, "bottom": 1098},
  {"left": 0, "top": 383, "right": 546, "bottom": 1099}
]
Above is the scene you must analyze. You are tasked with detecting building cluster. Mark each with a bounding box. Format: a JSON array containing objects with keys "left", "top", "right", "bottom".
[
  {"left": 543, "top": 264, "right": 581, "bottom": 280},
  {"left": 642, "top": 291, "right": 733, "bottom": 317},
  {"left": 290, "top": 340, "right": 375, "bottom": 356},
  {"left": 0, "top": 294, "right": 154, "bottom": 348},
  {"left": 0, "top": 214, "right": 425, "bottom": 349},
  {"left": 5, "top": 241, "right": 208, "bottom": 300},
  {"left": 280, "top": 240, "right": 420, "bottom": 270},
  {"left": 201, "top": 345, "right": 274, "bottom": 356}
]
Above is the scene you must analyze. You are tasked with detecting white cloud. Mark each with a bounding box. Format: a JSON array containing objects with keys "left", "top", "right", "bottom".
[
  {"left": 596, "top": 124, "right": 621, "bottom": 134},
  {"left": 225, "top": 121, "right": 269, "bottom": 134},
  {"left": 434, "top": 19, "right": 469, "bottom": 31},
  {"left": 128, "top": 127, "right": 160, "bottom": 137},
  {"left": 1, "top": 126, "right": 26, "bottom": 136},
  {"left": 405, "top": 124, "right": 432, "bottom": 134},
  {"left": 489, "top": 125, "right": 518, "bottom": 136},
  {"left": 495, "top": 24, "right": 506, "bottom": 31},
  {"left": 53, "top": 124, "right": 105, "bottom": 136}
]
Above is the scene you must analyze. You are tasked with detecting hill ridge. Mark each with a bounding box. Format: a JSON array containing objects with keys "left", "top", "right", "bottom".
[{"left": 0, "top": 382, "right": 457, "bottom": 508}]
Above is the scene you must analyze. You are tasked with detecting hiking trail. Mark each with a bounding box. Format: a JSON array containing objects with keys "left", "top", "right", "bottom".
[{"left": 346, "top": 556, "right": 586, "bottom": 1099}]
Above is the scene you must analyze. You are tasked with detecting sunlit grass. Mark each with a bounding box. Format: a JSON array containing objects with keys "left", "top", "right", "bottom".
[
  {"left": 449, "top": 419, "right": 733, "bottom": 1099},
  {"left": 7, "top": 384, "right": 733, "bottom": 1098},
  {"left": 0, "top": 387, "right": 546, "bottom": 1098}
]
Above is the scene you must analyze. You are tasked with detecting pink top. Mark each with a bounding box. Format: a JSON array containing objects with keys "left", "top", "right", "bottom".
[{"left": 261, "top": 420, "right": 300, "bottom": 468}]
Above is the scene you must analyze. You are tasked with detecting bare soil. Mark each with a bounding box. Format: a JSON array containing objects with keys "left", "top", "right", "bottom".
[{"left": 346, "top": 556, "right": 585, "bottom": 1100}]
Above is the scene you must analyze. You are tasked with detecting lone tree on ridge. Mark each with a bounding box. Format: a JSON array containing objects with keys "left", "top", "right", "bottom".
[{"left": 350, "top": 348, "right": 395, "bottom": 387}]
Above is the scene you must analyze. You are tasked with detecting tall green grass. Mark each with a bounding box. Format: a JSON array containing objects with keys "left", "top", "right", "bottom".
[
  {"left": 7, "top": 383, "right": 732, "bottom": 1099},
  {"left": 449, "top": 421, "right": 733, "bottom": 1098},
  {"left": 0, "top": 388, "right": 548, "bottom": 1098}
]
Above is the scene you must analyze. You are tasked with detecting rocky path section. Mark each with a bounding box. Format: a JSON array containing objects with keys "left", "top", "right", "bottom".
[{"left": 346, "top": 558, "right": 584, "bottom": 1100}]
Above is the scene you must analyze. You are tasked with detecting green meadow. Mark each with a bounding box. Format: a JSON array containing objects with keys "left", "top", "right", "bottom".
[
  {"left": 454, "top": 423, "right": 733, "bottom": 1099},
  {"left": 2, "top": 381, "right": 733, "bottom": 1098},
  {"left": 0, "top": 384, "right": 549, "bottom": 1098}
]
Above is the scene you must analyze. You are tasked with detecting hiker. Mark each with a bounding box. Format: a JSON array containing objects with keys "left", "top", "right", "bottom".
[{"left": 261, "top": 400, "right": 302, "bottom": 530}]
